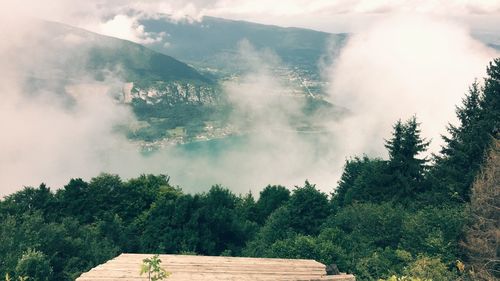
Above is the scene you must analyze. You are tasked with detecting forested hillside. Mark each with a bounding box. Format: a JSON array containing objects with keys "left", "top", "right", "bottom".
[{"left": 1, "top": 58, "right": 499, "bottom": 281}]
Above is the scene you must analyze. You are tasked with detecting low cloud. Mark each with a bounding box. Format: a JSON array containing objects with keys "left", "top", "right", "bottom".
[
  {"left": 0, "top": 17, "right": 138, "bottom": 195},
  {"left": 95, "top": 14, "right": 166, "bottom": 44},
  {"left": 325, "top": 14, "right": 498, "bottom": 160},
  {"left": 0, "top": 19, "right": 336, "bottom": 195},
  {"left": 1, "top": 5, "right": 499, "bottom": 197},
  {"left": 3, "top": 1, "right": 500, "bottom": 37},
  {"left": 134, "top": 41, "right": 339, "bottom": 194}
]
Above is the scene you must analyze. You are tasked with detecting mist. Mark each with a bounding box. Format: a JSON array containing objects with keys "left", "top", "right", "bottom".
[
  {"left": 325, "top": 14, "right": 498, "bottom": 161},
  {"left": 0, "top": 18, "right": 335, "bottom": 196},
  {"left": 0, "top": 11, "right": 498, "bottom": 197}
]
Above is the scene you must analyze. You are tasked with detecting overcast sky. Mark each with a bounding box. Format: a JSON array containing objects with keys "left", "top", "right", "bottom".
[
  {"left": 1, "top": 0, "right": 499, "bottom": 194},
  {"left": 3, "top": 0, "right": 500, "bottom": 35}
]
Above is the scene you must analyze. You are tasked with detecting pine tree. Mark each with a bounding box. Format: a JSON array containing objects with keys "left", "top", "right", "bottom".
[
  {"left": 385, "top": 116, "right": 430, "bottom": 198},
  {"left": 401, "top": 117, "right": 431, "bottom": 183},
  {"left": 432, "top": 58, "right": 500, "bottom": 202},
  {"left": 385, "top": 120, "right": 405, "bottom": 167},
  {"left": 482, "top": 58, "right": 500, "bottom": 137},
  {"left": 435, "top": 81, "right": 484, "bottom": 201}
]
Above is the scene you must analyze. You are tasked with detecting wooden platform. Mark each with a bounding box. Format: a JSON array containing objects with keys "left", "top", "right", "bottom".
[{"left": 76, "top": 253, "right": 355, "bottom": 281}]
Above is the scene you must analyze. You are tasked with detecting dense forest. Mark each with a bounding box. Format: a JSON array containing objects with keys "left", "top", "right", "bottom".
[{"left": 1, "top": 58, "right": 499, "bottom": 281}]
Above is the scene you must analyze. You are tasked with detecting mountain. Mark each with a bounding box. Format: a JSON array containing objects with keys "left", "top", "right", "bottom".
[
  {"left": 34, "top": 21, "right": 211, "bottom": 84},
  {"left": 472, "top": 31, "right": 500, "bottom": 50},
  {"left": 142, "top": 16, "right": 346, "bottom": 65},
  {"left": 140, "top": 16, "right": 347, "bottom": 83},
  {"left": 131, "top": 16, "right": 349, "bottom": 145},
  {"left": 26, "top": 19, "right": 347, "bottom": 145},
  {"left": 26, "top": 21, "right": 220, "bottom": 110},
  {"left": 23, "top": 21, "right": 223, "bottom": 143}
]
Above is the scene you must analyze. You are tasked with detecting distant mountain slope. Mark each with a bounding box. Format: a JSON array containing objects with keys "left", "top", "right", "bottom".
[
  {"left": 140, "top": 16, "right": 347, "bottom": 77},
  {"left": 25, "top": 19, "right": 347, "bottom": 146},
  {"left": 472, "top": 31, "right": 500, "bottom": 50},
  {"left": 23, "top": 21, "right": 221, "bottom": 143},
  {"left": 30, "top": 18, "right": 498, "bottom": 147},
  {"left": 37, "top": 21, "right": 212, "bottom": 84},
  {"left": 85, "top": 36, "right": 210, "bottom": 83}
]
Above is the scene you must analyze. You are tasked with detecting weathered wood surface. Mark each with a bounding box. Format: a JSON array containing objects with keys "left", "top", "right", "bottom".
[{"left": 76, "top": 253, "right": 355, "bottom": 281}]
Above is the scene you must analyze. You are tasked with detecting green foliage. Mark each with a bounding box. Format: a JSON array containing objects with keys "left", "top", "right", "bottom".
[
  {"left": 378, "top": 276, "right": 430, "bottom": 281},
  {"left": 254, "top": 185, "right": 290, "bottom": 224},
  {"left": 317, "top": 203, "right": 407, "bottom": 279},
  {"left": 400, "top": 207, "right": 465, "bottom": 263},
  {"left": 431, "top": 59, "right": 500, "bottom": 202},
  {"left": 403, "top": 256, "right": 457, "bottom": 281},
  {"left": 140, "top": 255, "right": 170, "bottom": 281},
  {"left": 15, "top": 249, "right": 53, "bottom": 281},
  {"left": 0, "top": 209, "right": 118, "bottom": 281},
  {"left": 354, "top": 248, "right": 404, "bottom": 280},
  {"left": 243, "top": 181, "right": 329, "bottom": 257},
  {"left": 328, "top": 203, "right": 405, "bottom": 249},
  {"left": 268, "top": 235, "right": 319, "bottom": 260},
  {"left": 385, "top": 117, "right": 430, "bottom": 199},
  {"left": 332, "top": 157, "right": 390, "bottom": 206},
  {"left": 287, "top": 181, "right": 330, "bottom": 235},
  {"left": 130, "top": 101, "right": 225, "bottom": 142},
  {"left": 333, "top": 117, "right": 430, "bottom": 206},
  {"left": 243, "top": 206, "right": 295, "bottom": 257},
  {"left": 138, "top": 184, "right": 257, "bottom": 256}
]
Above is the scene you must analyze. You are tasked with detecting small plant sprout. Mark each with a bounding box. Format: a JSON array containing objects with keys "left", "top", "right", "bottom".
[{"left": 140, "top": 254, "right": 170, "bottom": 281}]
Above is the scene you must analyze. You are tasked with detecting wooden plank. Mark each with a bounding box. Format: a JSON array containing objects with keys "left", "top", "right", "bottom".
[{"left": 76, "top": 253, "right": 355, "bottom": 281}]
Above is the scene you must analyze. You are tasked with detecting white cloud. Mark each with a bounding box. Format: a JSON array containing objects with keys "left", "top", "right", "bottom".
[
  {"left": 324, "top": 14, "right": 499, "bottom": 160},
  {"left": 1, "top": 1, "right": 499, "bottom": 196},
  {"left": 94, "top": 14, "right": 165, "bottom": 44},
  {"left": 3, "top": 0, "right": 500, "bottom": 36}
]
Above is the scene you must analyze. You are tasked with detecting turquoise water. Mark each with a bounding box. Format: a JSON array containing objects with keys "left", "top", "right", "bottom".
[
  {"left": 176, "top": 135, "right": 250, "bottom": 157},
  {"left": 173, "top": 131, "right": 333, "bottom": 161},
  {"left": 135, "top": 131, "right": 335, "bottom": 193}
]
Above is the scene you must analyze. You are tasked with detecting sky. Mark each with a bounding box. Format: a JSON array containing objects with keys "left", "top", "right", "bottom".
[
  {"left": 0, "top": 0, "right": 499, "bottom": 196},
  {"left": 3, "top": 0, "right": 500, "bottom": 35}
]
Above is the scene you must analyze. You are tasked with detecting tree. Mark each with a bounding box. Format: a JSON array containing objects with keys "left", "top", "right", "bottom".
[
  {"left": 139, "top": 190, "right": 192, "bottom": 253},
  {"left": 332, "top": 156, "right": 390, "bottom": 206},
  {"left": 432, "top": 59, "right": 500, "bottom": 201},
  {"left": 318, "top": 203, "right": 409, "bottom": 278},
  {"left": 267, "top": 234, "right": 319, "bottom": 260},
  {"left": 236, "top": 192, "right": 257, "bottom": 223},
  {"left": 194, "top": 185, "right": 253, "bottom": 255},
  {"left": 333, "top": 117, "right": 430, "bottom": 207},
  {"left": 287, "top": 181, "right": 330, "bottom": 235},
  {"left": 255, "top": 185, "right": 290, "bottom": 224},
  {"left": 120, "top": 174, "right": 173, "bottom": 223},
  {"left": 15, "top": 249, "right": 53, "bottom": 281},
  {"left": 400, "top": 206, "right": 465, "bottom": 263},
  {"left": 2, "top": 184, "right": 55, "bottom": 219},
  {"left": 403, "top": 256, "right": 457, "bottom": 281},
  {"left": 55, "top": 178, "right": 90, "bottom": 222},
  {"left": 386, "top": 120, "right": 406, "bottom": 165},
  {"left": 432, "top": 81, "right": 486, "bottom": 202},
  {"left": 482, "top": 58, "right": 500, "bottom": 137},
  {"left": 462, "top": 140, "right": 499, "bottom": 280},
  {"left": 243, "top": 206, "right": 295, "bottom": 257},
  {"left": 385, "top": 116, "right": 430, "bottom": 199}
]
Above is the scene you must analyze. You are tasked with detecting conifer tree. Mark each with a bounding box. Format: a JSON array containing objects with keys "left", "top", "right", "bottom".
[
  {"left": 385, "top": 116, "right": 430, "bottom": 198},
  {"left": 432, "top": 58, "right": 500, "bottom": 201}
]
